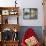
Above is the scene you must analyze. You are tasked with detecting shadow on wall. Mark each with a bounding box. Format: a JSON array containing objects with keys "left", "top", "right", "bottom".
[{"left": 18, "top": 26, "right": 43, "bottom": 44}]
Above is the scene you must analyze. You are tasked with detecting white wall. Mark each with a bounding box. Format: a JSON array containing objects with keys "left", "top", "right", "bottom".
[
  {"left": 18, "top": 0, "right": 44, "bottom": 26},
  {"left": 0, "top": 0, "right": 44, "bottom": 26}
]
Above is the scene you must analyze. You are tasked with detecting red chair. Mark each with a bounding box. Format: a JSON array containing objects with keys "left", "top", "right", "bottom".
[{"left": 21, "top": 28, "right": 41, "bottom": 46}]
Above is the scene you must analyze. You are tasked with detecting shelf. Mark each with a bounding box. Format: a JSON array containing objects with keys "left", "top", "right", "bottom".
[
  {"left": 2, "top": 40, "right": 19, "bottom": 43},
  {"left": 0, "top": 24, "right": 20, "bottom": 32},
  {"left": 0, "top": 7, "right": 19, "bottom": 24},
  {"left": 0, "top": 7, "right": 19, "bottom": 16},
  {"left": 0, "top": 7, "right": 20, "bottom": 46},
  {"left": 0, "top": 7, "right": 19, "bottom": 10}
]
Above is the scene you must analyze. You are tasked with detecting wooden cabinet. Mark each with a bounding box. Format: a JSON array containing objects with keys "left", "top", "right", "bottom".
[
  {"left": 0, "top": 7, "right": 19, "bottom": 24},
  {"left": 0, "top": 41, "right": 19, "bottom": 46},
  {"left": 0, "top": 7, "right": 20, "bottom": 46},
  {"left": 0, "top": 41, "right": 2, "bottom": 46}
]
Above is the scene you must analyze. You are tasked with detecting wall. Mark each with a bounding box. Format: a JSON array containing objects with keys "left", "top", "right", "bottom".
[
  {"left": 18, "top": 0, "right": 44, "bottom": 26},
  {"left": 0, "top": 0, "right": 44, "bottom": 44},
  {"left": 18, "top": 26, "right": 43, "bottom": 43},
  {"left": 0, "top": 0, "right": 44, "bottom": 26}
]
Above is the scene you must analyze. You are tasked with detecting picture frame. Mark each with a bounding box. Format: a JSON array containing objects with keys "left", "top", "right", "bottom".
[
  {"left": 23, "top": 8, "right": 38, "bottom": 19},
  {"left": 9, "top": 10, "right": 17, "bottom": 15},
  {"left": 2, "top": 10, "right": 9, "bottom": 15}
]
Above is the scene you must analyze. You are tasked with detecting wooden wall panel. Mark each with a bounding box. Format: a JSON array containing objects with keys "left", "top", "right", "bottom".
[
  {"left": 43, "top": 0, "right": 46, "bottom": 26},
  {"left": 43, "top": 0, "right": 46, "bottom": 46},
  {"left": 0, "top": 24, "right": 20, "bottom": 32}
]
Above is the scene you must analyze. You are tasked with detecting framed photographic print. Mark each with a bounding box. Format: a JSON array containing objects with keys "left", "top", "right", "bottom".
[
  {"left": 2, "top": 10, "right": 9, "bottom": 15},
  {"left": 23, "top": 8, "right": 38, "bottom": 19},
  {"left": 9, "top": 10, "right": 17, "bottom": 15}
]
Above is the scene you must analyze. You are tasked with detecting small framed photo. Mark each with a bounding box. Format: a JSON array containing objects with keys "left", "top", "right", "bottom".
[
  {"left": 2, "top": 10, "right": 9, "bottom": 15},
  {"left": 9, "top": 10, "right": 17, "bottom": 15},
  {"left": 23, "top": 8, "right": 38, "bottom": 19}
]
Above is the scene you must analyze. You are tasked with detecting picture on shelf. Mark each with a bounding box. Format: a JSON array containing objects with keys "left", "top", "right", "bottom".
[
  {"left": 0, "top": 15, "right": 1, "bottom": 24},
  {"left": 2, "top": 10, "right": 9, "bottom": 15},
  {"left": 23, "top": 8, "right": 38, "bottom": 19}
]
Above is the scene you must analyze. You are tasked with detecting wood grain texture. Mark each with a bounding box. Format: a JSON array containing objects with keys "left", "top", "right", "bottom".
[
  {"left": 43, "top": 0, "right": 46, "bottom": 45},
  {"left": 0, "top": 24, "right": 20, "bottom": 32},
  {"left": 0, "top": 7, "right": 20, "bottom": 46},
  {"left": 43, "top": 0, "right": 46, "bottom": 26}
]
